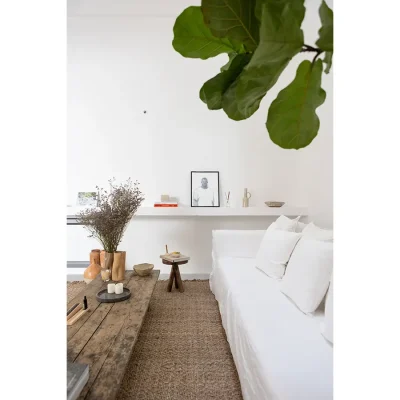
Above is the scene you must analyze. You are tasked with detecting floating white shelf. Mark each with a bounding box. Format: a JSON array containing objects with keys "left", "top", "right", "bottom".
[{"left": 67, "top": 205, "right": 307, "bottom": 222}]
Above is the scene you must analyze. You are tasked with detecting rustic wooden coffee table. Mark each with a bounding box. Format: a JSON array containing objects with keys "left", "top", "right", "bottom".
[{"left": 67, "top": 270, "right": 159, "bottom": 400}]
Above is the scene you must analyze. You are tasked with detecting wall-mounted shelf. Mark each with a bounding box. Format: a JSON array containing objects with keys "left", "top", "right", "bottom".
[{"left": 67, "top": 206, "right": 307, "bottom": 224}]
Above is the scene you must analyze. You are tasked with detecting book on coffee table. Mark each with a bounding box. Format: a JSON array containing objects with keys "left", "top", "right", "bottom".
[
  {"left": 67, "top": 362, "right": 89, "bottom": 400},
  {"left": 160, "top": 254, "right": 190, "bottom": 263}
]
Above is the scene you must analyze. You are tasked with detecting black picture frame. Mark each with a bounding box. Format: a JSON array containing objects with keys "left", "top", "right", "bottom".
[{"left": 191, "top": 171, "right": 220, "bottom": 207}]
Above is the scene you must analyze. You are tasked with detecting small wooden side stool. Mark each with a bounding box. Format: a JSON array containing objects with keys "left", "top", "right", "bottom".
[{"left": 162, "top": 259, "right": 188, "bottom": 293}]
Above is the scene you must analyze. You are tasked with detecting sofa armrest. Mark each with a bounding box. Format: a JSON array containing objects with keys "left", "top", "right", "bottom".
[{"left": 212, "top": 230, "right": 266, "bottom": 259}]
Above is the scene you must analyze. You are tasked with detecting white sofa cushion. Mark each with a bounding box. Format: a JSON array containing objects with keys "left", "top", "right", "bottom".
[
  {"left": 302, "top": 222, "right": 333, "bottom": 241},
  {"left": 296, "top": 221, "right": 308, "bottom": 232},
  {"left": 255, "top": 229, "right": 302, "bottom": 279},
  {"left": 281, "top": 238, "right": 333, "bottom": 313},
  {"left": 274, "top": 215, "right": 300, "bottom": 232},
  {"left": 322, "top": 280, "right": 333, "bottom": 344},
  {"left": 210, "top": 256, "right": 333, "bottom": 399}
]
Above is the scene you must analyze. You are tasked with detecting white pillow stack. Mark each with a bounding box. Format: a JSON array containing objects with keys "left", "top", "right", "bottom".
[
  {"left": 280, "top": 238, "right": 333, "bottom": 314},
  {"left": 256, "top": 224, "right": 302, "bottom": 279},
  {"left": 274, "top": 215, "right": 300, "bottom": 232}
]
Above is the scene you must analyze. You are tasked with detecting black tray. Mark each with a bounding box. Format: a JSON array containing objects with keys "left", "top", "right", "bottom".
[{"left": 96, "top": 288, "right": 131, "bottom": 303}]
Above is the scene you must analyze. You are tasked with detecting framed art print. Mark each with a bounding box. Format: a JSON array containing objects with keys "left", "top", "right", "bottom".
[{"left": 191, "top": 171, "right": 220, "bottom": 207}]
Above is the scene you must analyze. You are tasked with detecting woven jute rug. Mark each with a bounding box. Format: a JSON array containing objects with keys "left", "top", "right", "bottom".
[
  {"left": 67, "top": 280, "right": 243, "bottom": 400},
  {"left": 67, "top": 281, "right": 86, "bottom": 303}
]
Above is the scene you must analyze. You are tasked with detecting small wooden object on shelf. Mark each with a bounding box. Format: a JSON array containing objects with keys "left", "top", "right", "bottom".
[{"left": 160, "top": 252, "right": 190, "bottom": 293}]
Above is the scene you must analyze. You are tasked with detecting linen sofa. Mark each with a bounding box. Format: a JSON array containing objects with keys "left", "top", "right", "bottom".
[{"left": 210, "top": 230, "right": 333, "bottom": 400}]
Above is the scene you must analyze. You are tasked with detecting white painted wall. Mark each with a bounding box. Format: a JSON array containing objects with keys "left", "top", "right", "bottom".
[{"left": 67, "top": 0, "right": 333, "bottom": 276}]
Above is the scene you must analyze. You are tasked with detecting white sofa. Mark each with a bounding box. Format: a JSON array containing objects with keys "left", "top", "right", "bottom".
[{"left": 210, "top": 230, "right": 333, "bottom": 400}]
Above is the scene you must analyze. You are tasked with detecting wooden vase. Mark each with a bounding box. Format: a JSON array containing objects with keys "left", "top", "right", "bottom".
[
  {"left": 84, "top": 249, "right": 101, "bottom": 284},
  {"left": 112, "top": 251, "right": 126, "bottom": 281},
  {"left": 104, "top": 252, "right": 114, "bottom": 270},
  {"left": 100, "top": 250, "right": 106, "bottom": 269}
]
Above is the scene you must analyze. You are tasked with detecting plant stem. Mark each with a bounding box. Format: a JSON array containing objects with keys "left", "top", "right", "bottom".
[
  {"left": 300, "top": 44, "right": 323, "bottom": 64},
  {"left": 302, "top": 44, "right": 320, "bottom": 52}
]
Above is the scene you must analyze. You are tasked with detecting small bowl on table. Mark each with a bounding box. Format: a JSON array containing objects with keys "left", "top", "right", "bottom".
[
  {"left": 168, "top": 252, "right": 181, "bottom": 259},
  {"left": 134, "top": 263, "right": 154, "bottom": 276}
]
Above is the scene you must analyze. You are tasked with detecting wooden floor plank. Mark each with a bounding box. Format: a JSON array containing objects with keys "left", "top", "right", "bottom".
[
  {"left": 85, "top": 271, "right": 159, "bottom": 400},
  {"left": 67, "top": 277, "right": 106, "bottom": 341}
]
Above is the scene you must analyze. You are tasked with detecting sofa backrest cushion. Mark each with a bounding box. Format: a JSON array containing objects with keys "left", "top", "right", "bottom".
[
  {"left": 280, "top": 238, "right": 333, "bottom": 313},
  {"left": 322, "top": 280, "right": 333, "bottom": 344},
  {"left": 302, "top": 222, "right": 334, "bottom": 241},
  {"left": 255, "top": 229, "right": 302, "bottom": 279}
]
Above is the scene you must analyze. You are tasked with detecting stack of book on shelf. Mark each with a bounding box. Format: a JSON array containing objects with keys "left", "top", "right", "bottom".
[{"left": 154, "top": 202, "right": 178, "bottom": 207}]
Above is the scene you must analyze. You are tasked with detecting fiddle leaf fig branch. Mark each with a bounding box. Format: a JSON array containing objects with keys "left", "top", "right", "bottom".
[{"left": 172, "top": 0, "right": 333, "bottom": 149}]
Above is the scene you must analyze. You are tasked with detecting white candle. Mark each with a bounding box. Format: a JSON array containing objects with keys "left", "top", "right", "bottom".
[
  {"left": 107, "top": 283, "right": 115, "bottom": 294},
  {"left": 115, "top": 283, "right": 123, "bottom": 295}
]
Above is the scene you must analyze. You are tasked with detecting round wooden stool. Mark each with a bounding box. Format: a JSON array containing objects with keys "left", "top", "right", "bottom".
[{"left": 162, "top": 259, "right": 188, "bottom": 292}]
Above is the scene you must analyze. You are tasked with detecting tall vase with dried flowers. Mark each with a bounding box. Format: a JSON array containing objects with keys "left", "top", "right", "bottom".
[{"left": 77, "top": 178, "right": 144, "bottom": 281}]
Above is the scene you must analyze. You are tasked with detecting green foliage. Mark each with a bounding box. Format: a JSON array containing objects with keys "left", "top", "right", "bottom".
[
  {"left": 323, "top": 51, "right": 333, "bottom": 74},
  {"left": 233, "top": 1, "right": 305, "bottom": 120},
  {"left": 172, "top": 6, "right": 243, "bottom": 59},
  {"left": 316, "top": 0, "right": 333, "bottom": 74},
  {"left": 202, "top": 0, "right": 259, "bottom": 52},
  {"left": 172, "top": 0, "right": 333, "bottom": 149},
  {"left": 200, "top": 53, "right": 252, "bottom": 110},
  {"left": 316, "top": 0, "right": 333, "bottom": 52},
  {"left": 267, "top": 60, "right": 326, "bottom": 149}
]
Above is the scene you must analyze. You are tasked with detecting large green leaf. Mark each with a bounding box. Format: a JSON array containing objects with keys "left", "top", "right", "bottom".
[
  {"left": 226, "top": 0, "right": 305, "bottom": 121},
  {"left": 200, "top": 54, "right": 252, "bottom": 110},
  {"left": 255, "top": 0, "right": 305, "bottom": 24},
  {"left": 201, "top": 0, "right": 259, "bottom": 52},
  {"left": 316, "top": 0, "right": 333, "bottom": 52},
  {"left": 172, "top": 6, "right": 242, "bottom": 59},
  {"left": 267, "top": 59, "right": 326, "bottom": 149},
  {"left": 220, "top": 52, "right": 238, "bottom": 72}
]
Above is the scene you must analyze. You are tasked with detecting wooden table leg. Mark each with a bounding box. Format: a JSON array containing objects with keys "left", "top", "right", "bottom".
[
  {"left": 174, "top": 264, "right": 184, "bottom": 293},
  {"left": 167, "top": 265, "right": 175, "bottom": 292},
  {"left": 174, "top": 265, "right": 179, "bottom": 289}
]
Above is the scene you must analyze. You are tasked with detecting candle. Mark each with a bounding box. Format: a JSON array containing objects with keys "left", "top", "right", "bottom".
[
  {"left": 115, "top": 283, "right": 123, "bottom": 295},
  {"left": 107, "top": 283, "right": 115, "bottom": 294}
]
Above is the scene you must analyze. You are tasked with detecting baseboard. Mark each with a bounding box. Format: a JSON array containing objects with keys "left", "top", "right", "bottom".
[
  {"left": 67, "top": 269, "right": 210, "bottom": 282},
  {"left": 159, "top": 273, "right": 210, "bottom": 280}
]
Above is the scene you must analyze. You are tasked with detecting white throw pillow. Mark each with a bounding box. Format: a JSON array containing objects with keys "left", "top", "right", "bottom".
[
  {"left": 280, "top": 238, "right": 333, "bottom": 313},
  {"left": 322, "top": 280, "right": 333, "bottom": 344},
  {"left": 255, "top": 229, "right": 302, "bottom": 279},
  {"left": 302, "top": 222, "right": 333, "bottom": 241},
  {"left": 274, "top": 215, "right": 300, "bottom": 232},
  {"left": 296, "top": 221, "right": 308, "bottom": 233}
]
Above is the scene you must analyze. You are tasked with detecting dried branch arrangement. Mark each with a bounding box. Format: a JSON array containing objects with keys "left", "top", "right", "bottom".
[{"left": 77, "top": 178, "right": 144, "bottom": 253}]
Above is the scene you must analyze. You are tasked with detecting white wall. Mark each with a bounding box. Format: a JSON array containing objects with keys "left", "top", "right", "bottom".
[{"left": 67, "top": 0, "right": 333, "bottom": 275}]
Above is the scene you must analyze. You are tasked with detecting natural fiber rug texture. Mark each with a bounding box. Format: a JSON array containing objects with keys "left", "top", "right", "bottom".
[
  {"left": 67, "top": 280, "right": 243, "bottom": 400},
  {"left": 67, "top": 281, "right": 86, "bottom": 303}
]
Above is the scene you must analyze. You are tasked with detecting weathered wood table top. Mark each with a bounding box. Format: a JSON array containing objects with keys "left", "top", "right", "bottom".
[{"left": 67, "top": 270, "right": 159, "bottom": 400}]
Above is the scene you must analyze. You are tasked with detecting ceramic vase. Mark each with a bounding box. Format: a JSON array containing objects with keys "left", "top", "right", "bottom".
[
  {"left": 112, "top": 251, "right": 126, "bottom": 281},
  {"left": 84, "top": 249, "right": 101, "bottom": 284}
]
